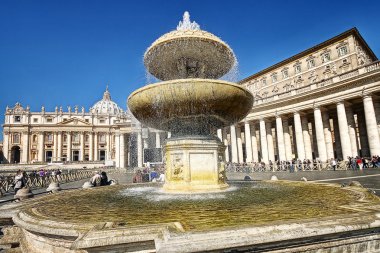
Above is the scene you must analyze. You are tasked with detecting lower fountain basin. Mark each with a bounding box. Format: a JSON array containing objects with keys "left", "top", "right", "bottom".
[
  {"left": 127, "top": 79, "right": 253, "bottom": 135},
  {"left": 5, "top": 181, "right": 380, "bottom": 252}
]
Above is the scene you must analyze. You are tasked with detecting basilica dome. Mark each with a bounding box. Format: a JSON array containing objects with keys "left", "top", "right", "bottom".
[{"left": 90, "top": 87, "right": 123, "bottom": 115}]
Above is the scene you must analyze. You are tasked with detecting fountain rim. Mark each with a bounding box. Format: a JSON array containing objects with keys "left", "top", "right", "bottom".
[
  {"left": 8, "top": 181, "right": 379, "bottom": 237},
  {"left": 127, "top": 78, "right": 251, "bottom": 101},
  {"left": 143, "top": 29, "right": 235, "bottom": 62}
]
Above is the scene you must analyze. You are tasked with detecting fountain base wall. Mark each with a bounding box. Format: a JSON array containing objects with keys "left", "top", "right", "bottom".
[{"left": 163, "top": 137, "right": 228, "bottom": 193}]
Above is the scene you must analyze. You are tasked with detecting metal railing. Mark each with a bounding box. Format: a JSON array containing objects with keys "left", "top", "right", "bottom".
[
  {"left": 225, "top": 161, "right": 355, "bottom": 173},
  {"left": 0, "top": 170, "right": 94, "bottom": 195}
]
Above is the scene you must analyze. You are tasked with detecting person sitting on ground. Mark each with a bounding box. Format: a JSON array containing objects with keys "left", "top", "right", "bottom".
[
  {"left": 157, "top": 171, "right": 165, "bottom": 182},
  {"left": 13, "top": 170, "right": 25, "bottom": 194},
  {"left": 100, "top": 171, "right": 109, "bottom": 186},
  {"left": 150, "top": 169, "right": 159, "bottom": 182},
  {"left": 90, "top": 171, "right": 102, "bottom": 186},
  {"left": 133, "top": 170, "right": 143, "bottom": 183}
]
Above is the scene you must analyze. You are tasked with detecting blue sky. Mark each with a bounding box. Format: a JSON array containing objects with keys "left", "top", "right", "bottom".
[{"left": 1, "top": 0, "right": 380, "bottom": 140}]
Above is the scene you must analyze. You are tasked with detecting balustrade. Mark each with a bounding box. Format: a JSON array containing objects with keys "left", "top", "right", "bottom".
[{"left": 0, "top": 170, "right": 95, "bottom": 195}]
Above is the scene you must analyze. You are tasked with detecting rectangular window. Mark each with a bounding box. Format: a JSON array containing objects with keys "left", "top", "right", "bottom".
[
  {"left": 294, "top": 65, "right": 301, "bottom": 74},
  {"left": 85, "top": 119, "right": 89, "bottom": 122},
  {"left": 73, "top": 134, "right": 79, "bottom": 142},
  {"left": 322, "top": 53, "right": 330, "bottom": 63},
  {"left": 338, "top": 46, "right": 348, "bottom": 57},
  {"left": 282, "top": 70, "right": 288, "bottom": 79},
  {"left": 14, "top": 116, "right": 21, "bottom": 122},
  {"left": 261, "top": 78, "right": 267, "bottom": 86},
  {"left": 13, "top": 134, "right": 20, "bottom": 143},
  {"left": 99, "top": 119, "right": 105, "bottom": 124},
  {"left": 46, "top": 118, "right": 53, "bottom": 123},
  {"left": 307, "top": 59, "right": 315, "bottom": 69},
  {"left": 33, "top": 118, "right": 38, "bottom": 123},
  {"left": 46, "top": 134, "right": 53, "bottom": 142}
]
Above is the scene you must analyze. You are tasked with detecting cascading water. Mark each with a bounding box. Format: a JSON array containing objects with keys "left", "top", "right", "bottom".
[{"left": 128, "top": 11, "right": 253, "bottom": 192}]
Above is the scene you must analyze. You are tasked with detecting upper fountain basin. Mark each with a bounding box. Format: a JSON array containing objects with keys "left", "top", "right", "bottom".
[
  {"left": 144, "top": 30, "right": 236, "bottom": 80},
  {"left": 127, "top": 79, "right": 253, "bottom": 136}
]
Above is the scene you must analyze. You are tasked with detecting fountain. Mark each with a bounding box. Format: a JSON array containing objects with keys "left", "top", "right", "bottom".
[
  {"left": 128, "top": 11, "right": 253, "bottom": 192},
  {"left": 0, "top": 12, "right": 380, "bottom": 253}
]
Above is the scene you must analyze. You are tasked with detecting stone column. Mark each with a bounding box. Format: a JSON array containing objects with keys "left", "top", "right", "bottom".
[
  {"left": 283, "top": 118, "right": 293, "bottom": 161},
  {"left": 374, "top": 99, "right": 380, "bottom": 136},
  {"left": 22, "top": 131, "right": 29, "bottom": 163},
  {"left": 217, "top": 129, "right": 222, "bottom": 142},
  {"left": 115, "top": 134, "right": 120, "bottom": 167},
  {"left": 275, "top": 115, "right": 286, "bottom": 161},
  {"left": 52, "top": 132, "right": 57, "bottom": 162},
  {"left": 222, "top": 128, "right": 230, "bottom": 162},
  {"left": 266, "top": 121, "right": 275, "bottom": 162},
  {"left": 336, "top": 101, "right": 352, "bottom": 160},
  {"left": 314, "top": 106, "right": 327, "bottom": 162},
  {"left": 156, "top": 132, "right": 161, "bottom": 148},
  {"left": 38, "top": 132, "right": 45, "bottom": 162},
  {"left": 57, "top": 132, "right": 62, "bottom": 161},
  {"left": 293, "top": 112, "right": 305, "bottom": 160},
  {"left": 67, "top": 132, "right": 72, "bottom": 161},
  {"left": 363, "top": 95, "right": 380, "bottom": 156},
  {"left": 107, "top": 133, "right": 112, "bottom": 160},
  {"left": 94, "top": 133, "right": 98, "bottom": 161},
  {"left": 230, "top": 125, "right": 238, "bottom": 163},
  {"left": 137, "top": 129, "right": 143, "bottom": 167},
  {"left": 259, "top": 119, "right": 269, "bottom": 163},
  {"left": 2, "top": 132, "right": 9, "bottom": 162},
  {"left": 244, "top": 122, "right": 253, "bottom": 163},
  {"left": 236, "top": 126, "right": 244, "bottom": 162},
  {"left": 332, "top": 115, "right": 343, "bottom": 159},
  {"left": 250, "top": 123, "right": 259, "bottom": 162},
  {"left": 88, "top": 133, "right": 93, "bottom": 161},
  {"left": 357, "top": 109, "right": 370, "bottom": 157},
  {"left": 301, "top": 117, "right": 313, "bottom": 160},
  {"left": 80, "top": 132, "right": 85, "bottom": 161},
  {"left": 322, "top": 110, "right": 334, "bottom": 160},
  {"left": 120, "top": 133, "right": 125, "bottom": 168},
  {"left": 346, "top": 106, "right": 359, "bottom": 157}
]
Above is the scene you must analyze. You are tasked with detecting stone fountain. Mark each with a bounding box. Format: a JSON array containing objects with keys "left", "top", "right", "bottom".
[
  {"left": 128, "top": 11, "right": 253, "bottom": 192},
  {"left": 0, "top": 12, "right": 380, "bottom": 253}
]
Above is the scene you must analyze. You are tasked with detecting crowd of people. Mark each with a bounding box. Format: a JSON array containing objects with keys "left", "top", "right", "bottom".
[
  {"left": 132, "top": 167, "right": 165, "bottom": 183},
  {"left": 225, "top": 155, "right": 380, "bottom": 173}
]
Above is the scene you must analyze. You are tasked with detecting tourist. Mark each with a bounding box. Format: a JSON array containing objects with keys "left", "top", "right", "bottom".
[
  {"left": 157, "top": 172, "right": 165, "bottom": 182},
  {"left": 150, "top": 169, "right": 159, "bottom": 181},
  {"left": 362, "top": 157, "right": 368, "bottom": 169},
  {"left": 100, "top": 171, "right": 109, "bottom": 186},
  {"left": 133, "top": 170, "right": 143, "bottom": 183},
  {"left": 13, "top": 170, "right": 25, "bottom": 194},
  {"left": 90, "top": 171, "right": 101, "bottom": 186},
  {"left": 330, "top": 158, "right": 337, "bottom": 171},
  {"left": 356, "top": 156, "right": 362, "bottom": 170}
]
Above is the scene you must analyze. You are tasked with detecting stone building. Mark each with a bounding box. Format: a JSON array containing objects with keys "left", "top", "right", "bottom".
[
  {"left": 222, "top": 28, "right": 380, "bottom": 163},
  {"left": 2, "top": 28, "right": 380, "bottom": 167},
  {"left": 1, "top": 87, "right": 166, "bottom": 167}
]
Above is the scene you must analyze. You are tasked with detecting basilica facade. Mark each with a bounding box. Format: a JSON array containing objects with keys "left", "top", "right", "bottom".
[
  {"left": 1, "top": 87, "right": 166, "bottom": 167},
  {"left": 2, "top": 28, "right": 380, "bottom": 167}
]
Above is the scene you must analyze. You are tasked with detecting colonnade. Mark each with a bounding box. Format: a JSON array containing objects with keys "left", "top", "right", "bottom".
[{"left": 222, "top": 95, "right": 380, "bottom": 163}]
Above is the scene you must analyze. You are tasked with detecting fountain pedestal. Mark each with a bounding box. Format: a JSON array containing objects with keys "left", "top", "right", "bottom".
[{"left": 163, "top": 137, "right": 228, "bottom": 192}]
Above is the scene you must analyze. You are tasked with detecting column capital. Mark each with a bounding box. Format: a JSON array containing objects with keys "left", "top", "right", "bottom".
[{"left": 335, "top": 100, "right": 348, "bottom": 106}]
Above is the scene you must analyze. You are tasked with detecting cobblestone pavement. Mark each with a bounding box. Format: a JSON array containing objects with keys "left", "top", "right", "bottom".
[{"left": 1, "top": 169, "right": 379, "bottom": 204}]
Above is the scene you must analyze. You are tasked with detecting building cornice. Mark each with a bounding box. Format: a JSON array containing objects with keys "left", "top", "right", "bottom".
[{"left": 239, "top": 28, "right": 378, "bottom": 84}]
